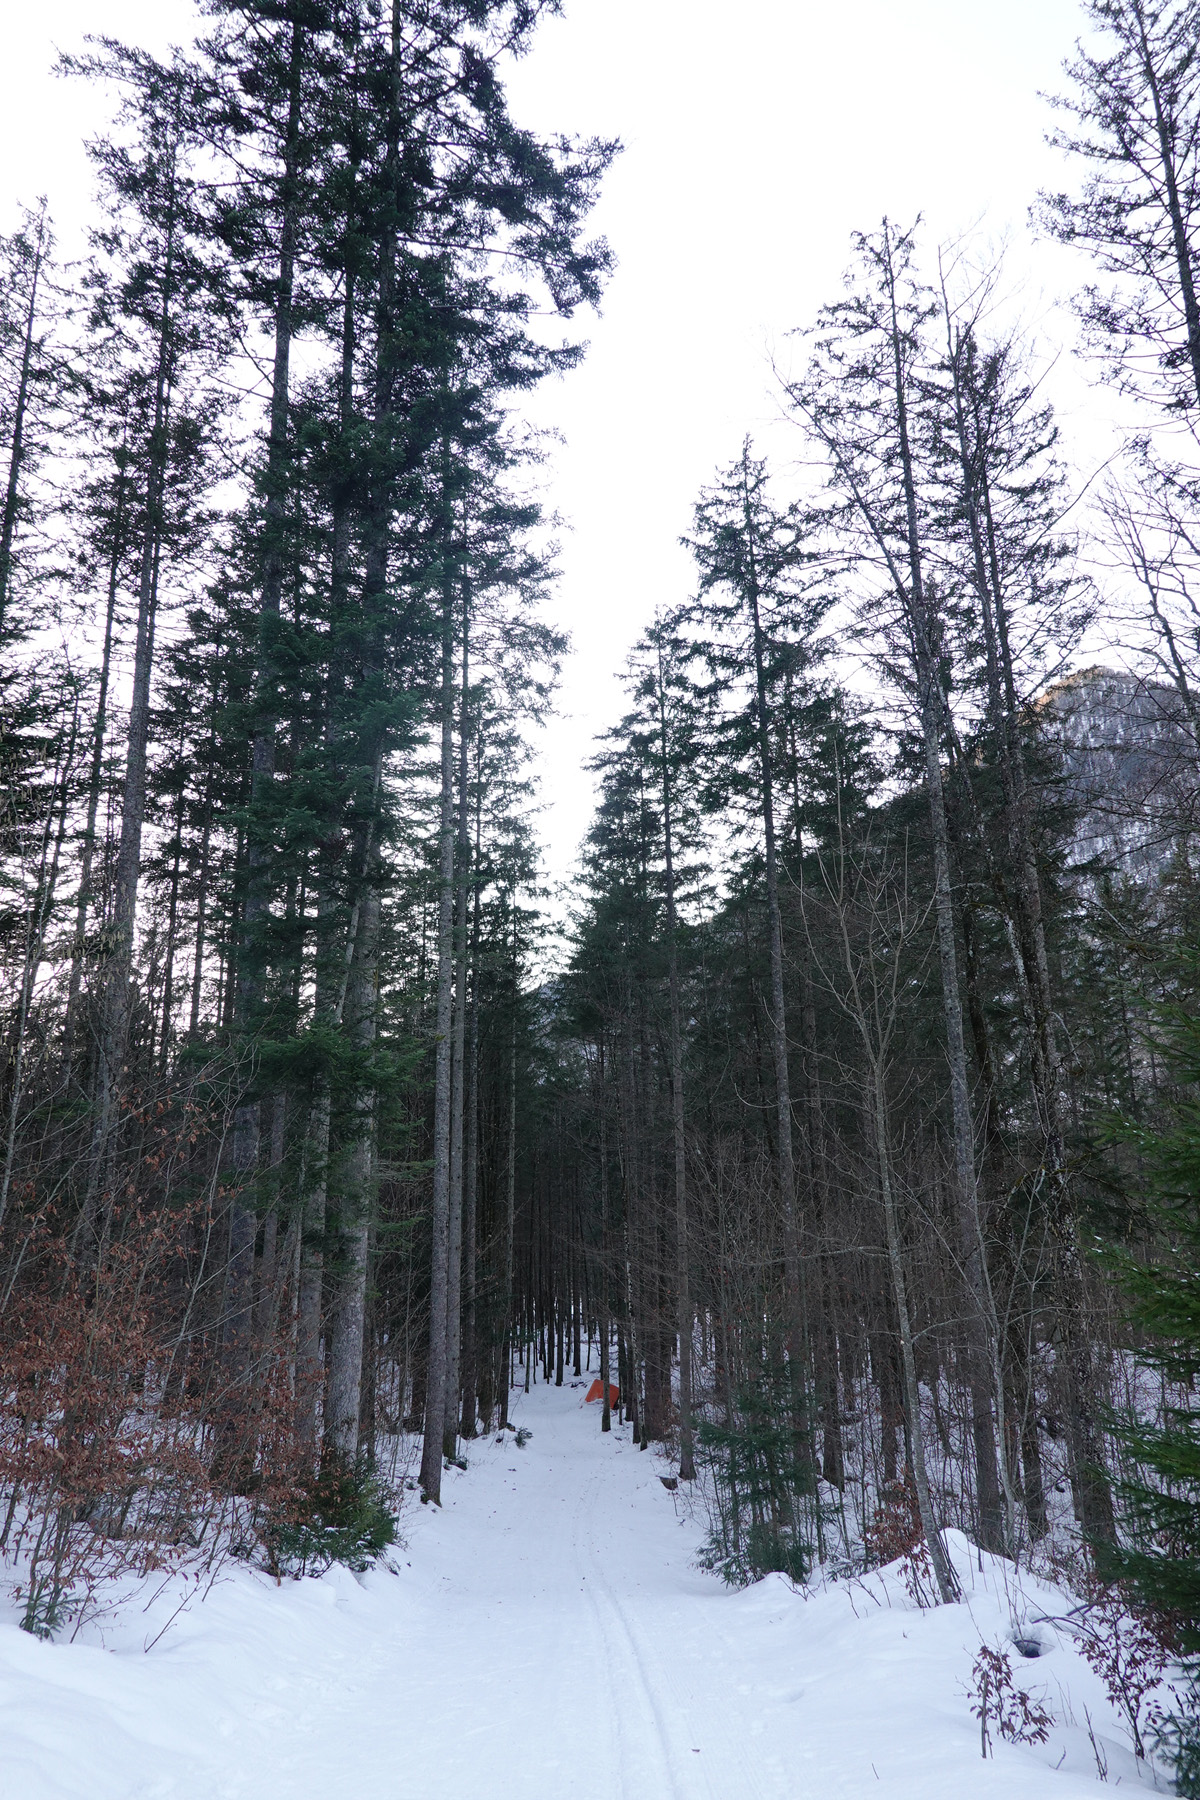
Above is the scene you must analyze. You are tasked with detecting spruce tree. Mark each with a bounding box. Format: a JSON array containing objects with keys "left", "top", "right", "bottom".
[
  {"left": 1103, "top": 954, "right": 1200, "bottom": 1627},
  {"left": 1099, "top": 954, "right": 1200, "bottom": 1791}
]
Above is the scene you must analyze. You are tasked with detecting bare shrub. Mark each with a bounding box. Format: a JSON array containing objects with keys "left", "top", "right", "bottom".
[
  {"left": 969, "top": 1643, "right": 1053, "bottom": 1758},
  {"left": 1074, "top": 1586, "right": 1169, "bottom": 1762}
]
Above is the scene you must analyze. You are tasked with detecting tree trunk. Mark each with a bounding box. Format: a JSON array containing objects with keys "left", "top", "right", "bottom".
[
  {"left": 739, "top": 447, "right": 808, "bottom": 1468},
  {"left": 86, "top": 130, "right": 182, "bottom": 1245},
  {"left": 0, "top": 203, "right": 47, "bottom": 633},
  {"left": 944, "top": 304, "right": 1113, "bottom": 1544},
  {"left": 325, "top": 882, "right": 379, "bottom": 1463},
  {"left": 459, "top": 820, "right": 481, "bottom": 1441},
  {"left": 419, "top": 554, "right": 457, "bottom": 1504},
  {"left": 64, "top": 453, "right": 127, "bottom": 1061},
  {"left": 872, "top": 1067, "right": 960, "bottom": 1605},
  {"left": 1133, "top": 1, "right": 1200, "bottom": 408},
  {"left": 597, "top": 1053, "right": 612, "bottom": 1434},
  {"left": 444, "top": 603, "right": 471, "bottom": 1457},
  {"left": 226, "top": 15, "right": 307, "bottom": 1405},
  {"left": 296, "top": 1068, "right": 330, "bottom": 1449},
  {"left": 655, "top": 646, "right": 695, "bottom": 1479},
  {"left": 499, "top": 967, "right": 517, "bottom": 1431},
  {"left": 0, "top": 706, "right": 77, "bottom": 1229},
  {"left": 879, "top": 239, "right": 1003, "bottom": 1552}
]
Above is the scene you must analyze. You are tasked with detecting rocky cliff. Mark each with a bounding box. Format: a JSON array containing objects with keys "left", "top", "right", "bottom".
[{"left": 1038, "top": 666, "right": 1199, "bottom": 880}]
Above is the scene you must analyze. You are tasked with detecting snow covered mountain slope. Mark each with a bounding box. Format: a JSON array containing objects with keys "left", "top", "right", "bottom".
[{"left": 0, "top": 1382, "right": 1164, "bottom": 1797}]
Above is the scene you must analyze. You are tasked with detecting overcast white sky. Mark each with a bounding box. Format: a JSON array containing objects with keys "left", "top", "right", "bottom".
[{"left": 2, "top": 0, "right": 1118, "bottom": 895}]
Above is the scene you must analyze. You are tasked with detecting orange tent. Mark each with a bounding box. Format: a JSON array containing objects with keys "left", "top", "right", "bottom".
[{"left": 585, "top": 1379, "right": 619, "bottom": 1406}]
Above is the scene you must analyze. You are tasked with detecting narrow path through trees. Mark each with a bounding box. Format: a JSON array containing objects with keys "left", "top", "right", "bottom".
[{"left": 0, "top": 1383, "right": 1136, "bottom": 1800}]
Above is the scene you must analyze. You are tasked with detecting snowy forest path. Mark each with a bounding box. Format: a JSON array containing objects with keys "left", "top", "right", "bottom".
[
  {"left": 358, "top": 1380, "right": 781, "bottom": 1800},
  {"left": 4, "top": 1377, "right": 1141, "bottom": 1799},
  {"left": 569, "top": 1450, "right": 772, "bottom": 1800},
  {"left": 10, "top": 1377, "right": 806, "bottom": 1800},
  {"left": 221, "top": 1379, "right": 784, "bottom": 1800}
]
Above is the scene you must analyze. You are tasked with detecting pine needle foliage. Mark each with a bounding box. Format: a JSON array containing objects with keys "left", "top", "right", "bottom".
[
  {"left": 697, "top": 1361, "right": 816, "bottom": 1588},
  {"left": 1101, "top": 950, "right": 1200, "bottom": 1639},
  {"left": 265, "top": 1457, "right": 396, "bottom": 1579}
]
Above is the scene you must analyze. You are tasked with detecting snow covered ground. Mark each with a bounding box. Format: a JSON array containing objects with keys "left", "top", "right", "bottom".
[{"left": 0, "top": 1381, "right": 1171, "bottom": 1797}]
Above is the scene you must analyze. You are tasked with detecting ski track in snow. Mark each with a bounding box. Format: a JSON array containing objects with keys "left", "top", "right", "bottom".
[{"left": 0, "top": 1382, "right": 1165, "bottom": 1798}]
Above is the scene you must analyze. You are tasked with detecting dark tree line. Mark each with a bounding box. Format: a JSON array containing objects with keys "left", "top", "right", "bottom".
[
  {"left": 518, "top": 0, "right": 1200, "bottom": 1730},
  {"left": 0, "top": 0, "right": 614, "bottom": 1630}
]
